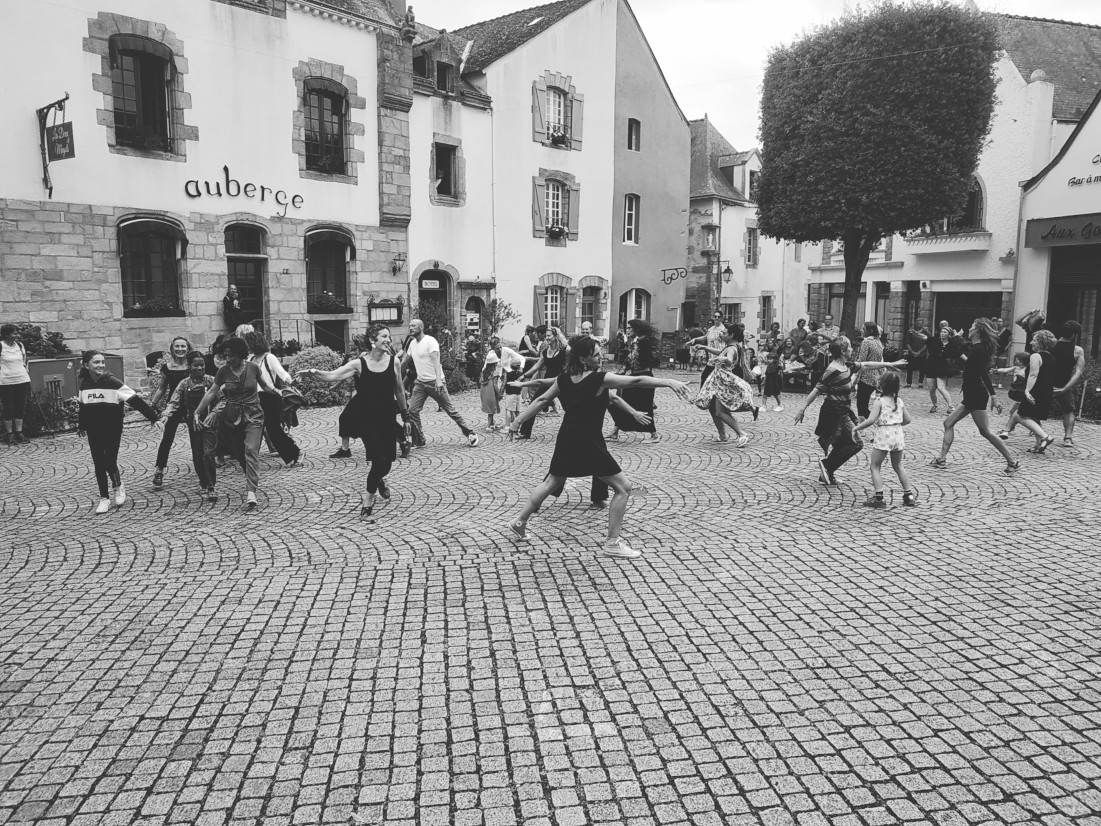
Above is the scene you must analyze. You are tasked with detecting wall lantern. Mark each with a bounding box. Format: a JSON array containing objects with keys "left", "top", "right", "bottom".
[
  {"left": 721, "top": 265, "right": 733, "bottom": 283},
  {"left": 391, "top": 252, "right": 406, "bottom": 275}
]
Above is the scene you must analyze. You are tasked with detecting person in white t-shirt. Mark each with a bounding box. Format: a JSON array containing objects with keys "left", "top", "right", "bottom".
[{"left": 405, "top": 319, "right": 479, "bottom": 447}]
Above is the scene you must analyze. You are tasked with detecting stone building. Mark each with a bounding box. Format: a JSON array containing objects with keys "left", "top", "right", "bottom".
[
  {"left": 804, "top": 14, "right": 1101, "bottom": 348},
  {"left": 686, "top": 117, "right": 810, "bottom": 336},
  {"left": 433, "top": 0, "right": 691, "bottom": 341},
  {"left": 0, "top": 0, "right": 413, "bottom": 373}
]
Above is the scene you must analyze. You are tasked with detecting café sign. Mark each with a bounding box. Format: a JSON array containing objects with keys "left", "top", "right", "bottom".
[{"left": 1025, "top": 212, "right": 1101, "bottom": 248}]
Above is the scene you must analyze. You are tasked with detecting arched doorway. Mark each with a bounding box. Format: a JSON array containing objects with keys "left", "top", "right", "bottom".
[{"left": 418, "top": 269, "right": 450, "bottom": 323}]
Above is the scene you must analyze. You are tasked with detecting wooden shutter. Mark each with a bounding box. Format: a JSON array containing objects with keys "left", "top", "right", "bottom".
[
  {"left": 532, "top": 179, "right": 547, "bottom": 238},
  {"left": 532, "top": 286, "right": 544, "bottom": 326},
  {"left": 570, "top": 92, "right": 584, "bottom": 150},
  {"left": 532, "top": 80, "right": 548, "bottom": 143},
  {"left": 566, "top": 183, "right": 580, "bottom": 241},
  {"left": 566, "top": 289, "right": 578, "bottom": 333}
]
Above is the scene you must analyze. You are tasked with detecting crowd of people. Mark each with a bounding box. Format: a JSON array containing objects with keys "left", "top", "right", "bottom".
[{"left": 0, "top": 307, "right": 1089, "bottom": 557}]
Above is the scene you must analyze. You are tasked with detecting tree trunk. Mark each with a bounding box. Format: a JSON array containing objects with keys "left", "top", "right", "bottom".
[{"left": 839, "top": 231, "right": 879, "bottom": 339}]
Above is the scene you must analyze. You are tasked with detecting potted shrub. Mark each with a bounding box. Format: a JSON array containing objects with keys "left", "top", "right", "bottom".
[
  {"left": 546, "top": 223, "right": 567, "bottom": 240},
  {"left": 549, "top": 127, "right": 570, "bottom": 147}
]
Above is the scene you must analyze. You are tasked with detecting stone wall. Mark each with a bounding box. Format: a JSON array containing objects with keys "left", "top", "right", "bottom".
[{"left": 0, "top": 197, "right": 407, "bottom": 380}]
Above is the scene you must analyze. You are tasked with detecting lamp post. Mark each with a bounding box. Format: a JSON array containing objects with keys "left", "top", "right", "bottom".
[{"left": 714, "top": 260, "right": 733, "bottom": 319}]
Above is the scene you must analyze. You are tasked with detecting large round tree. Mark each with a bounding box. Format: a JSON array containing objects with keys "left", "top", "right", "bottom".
[{"left": 756, "top": 1, "right": 1001, "bottom": 335}]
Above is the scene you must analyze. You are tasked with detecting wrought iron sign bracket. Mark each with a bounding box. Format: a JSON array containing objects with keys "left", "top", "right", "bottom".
[{"left": 37, "top": 92, "right": 70, "bottom": 199}]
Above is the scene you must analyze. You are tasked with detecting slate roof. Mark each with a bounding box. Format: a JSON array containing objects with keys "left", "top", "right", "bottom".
[
  {"left": 998, "top": 15, "right": 1101, "bottom": 121},
  {"left": 689, "top": 118, "right": 747, "bottom": 203},
  {"left": 309, "top": 0, "right": 399, "bottom": 26},
  {"left": 452, "top": 0, "right": 592, "bottom": 73}
]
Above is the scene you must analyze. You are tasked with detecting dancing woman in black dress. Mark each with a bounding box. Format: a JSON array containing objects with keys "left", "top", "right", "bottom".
[
  {"left": 506, "top": 335, "right": 690, "bottom": 559},
  {"left": 930, "top": 318, "right": 1019, "bottom": 474},
  {"left": 299, "top": 324, "right": 409, "bottom": 516},
  {"left": 608, "top": 319, "right": 660, "bottom": 441}
]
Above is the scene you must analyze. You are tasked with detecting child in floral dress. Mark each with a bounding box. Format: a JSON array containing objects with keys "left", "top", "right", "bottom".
[
  {"left": 853, "top": 371, "right": 914, "bottom": 508},
  {"left": 502, "top": 356, "right": 524, "bottom": 430}
]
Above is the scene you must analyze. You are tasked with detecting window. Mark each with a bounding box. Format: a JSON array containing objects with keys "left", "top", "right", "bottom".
[
  {"left": 919, "top": 176, "right": 985, "bottom": 236},
  {"left": 436, "top": 62, "right": 454, "bottom": 93},
  {"left": 546, "top": 181, "right": 564, "bottom": 229},
  {"left": 225, "top": 224, "right": 266, "bottom": 327},
  {"left": 793, "top": 243, "right": 802, "bottom": 263},
  {"left": 828, "top": 283, "right": 867, "bottom": 327},
  {"left": 434, "top": 143, "right": 456, "bottom": 197},
  {"left": 627, "top": 118, "right": 641, "bottom": 151},
  {"left": 546, "top": 88, "right": 566, "bottom": 132},
  {"left": 533, "top": 170, "right": 580, "bottom": 241},
  {"left": 618, "top": 289, "right": 650, "bottom": 326},
  {"left": 623, "top": 194, "right": 640, "bottom": 244},
  {"left": 532, "top": 73, "right": 584, "bottom": 150},
  {"left": 722, "top": 303, "right": 740, "bottom": 326},
  {"left": 759, "top": 295, "right": 774, "bottom": 332},
  {"left": 746, "top": 228, "right": 760, "bottom": 267},
  {"left": 118, "top": 220, "right": 184, "bottom": 313},
  {"left": 413, "top": 54, "right": 430, "bottom": 79},
  {"left": 111, "top": 40, "right": 171, "bottom": 151},
  {"left": 581, "top": 286, "right": 600, "bottom": 332},
  {"left": 307, "top": 239, "right": 349, "bottom": 307},
  {"left": 544, "top": 286, "right": 565, "bottom": 327},
  {"left": 874, "top": 282, "right": 890, "bottom": 330},
  {"left": 748, "top": 169, "right": 760, "bottom": 201},
  {"left": 304, "top": 80, "right": 346, "bottom": 174}
]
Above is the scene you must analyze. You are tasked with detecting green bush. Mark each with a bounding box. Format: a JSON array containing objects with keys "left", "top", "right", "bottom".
[
  {"left": 14, "top": 323, "right": 72, "bottom": 358},
  {"left": 22, "top": 392, "right": 80, "bottom": 437},
  {"left": 287, "top": 345, "right": 351, "bottom": 407},
  {"left": 270, "top": 339, "right": 303, "bottom": 358}
]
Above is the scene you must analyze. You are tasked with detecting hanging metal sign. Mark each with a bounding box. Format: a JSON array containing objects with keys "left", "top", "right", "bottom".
[{"left": 46, "top": 122, "right": 75, "bottom": 161}]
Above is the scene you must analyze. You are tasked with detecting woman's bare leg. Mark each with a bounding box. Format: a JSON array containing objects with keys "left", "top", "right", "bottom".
[
  {"left": 937, "top": 405, "right": 968, "bottom": 461},
  {"left": 517, "top": 474, "right": 565, "bottom": 524},
  {"left": 598, "top": 472, "right": 633, "bottom": 541},
  {"left": 971, "top": 409, "right": 1014, "bottom": 462}
]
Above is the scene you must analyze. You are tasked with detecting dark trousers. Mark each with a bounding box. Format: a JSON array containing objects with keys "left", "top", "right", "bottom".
[
  {"left": 856, "top": 382, "right": 876, "bottom": 419},
  {"left": 187, "top": 424, "right": 213, "bottom": 489},
  {"left": 87, "top": 423, "right": 123, "bottom": 498},
  {"left": 259, "top": 392, "right": 300, "bottom": 464},
  {"left": 906, "top": 356, "right": 926, "bottom": 385},
  {"left": 0, "top": 382, "right": 30, "bottom": 421},
  {"left": 155, "top": 408, "right": 186, "bottom": 468},
  {"left": 365, "top": 457, "right": 393, "bottom": 494},
  {"left": 820, "top": 414, "right": 863, "bottom": 475}
]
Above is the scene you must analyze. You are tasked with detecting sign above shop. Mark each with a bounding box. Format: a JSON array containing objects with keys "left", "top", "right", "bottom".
[
  {"left": 420, "top": 279, "right": 441, "bottom": 289},
  {"left": 1025, "top": 212, "right": 1101, "bottom": 247},
  {"left": 185, "top": 166, "right": 304, "bottom": 218}
]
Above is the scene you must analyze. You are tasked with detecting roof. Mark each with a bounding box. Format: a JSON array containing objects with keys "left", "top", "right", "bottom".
[
  {"left": 452, "top": 0, "right": 592, "bottom": 74},
  {"left": 308, "top": 0, "right": 399, "bottom": 26},
  {"left": 998, "top": 15, "right": 1101, "bottom": 121},
  {"left": 1023, "top": 84, "right": 1101, "bottom": 191},
  {"left": 689, "top": 117, "right": 747, "bottom": 203}
]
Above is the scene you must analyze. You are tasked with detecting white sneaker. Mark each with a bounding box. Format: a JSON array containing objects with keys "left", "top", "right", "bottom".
[
  {"left": 773, "top": 406, "right": 784, "bottom": 412},
  {"left": 467, "top": 433, "right": 480, "bottom": 447},
  {"left": 94, "top": 498, "right": 111, "bottom": 515},
  {"left": 246, "top": 491, "right": 258, "bottom": 510},
  {"left": 603, "top": 538, "right": 641, "bottom": 559},
  {"left": 113, "top": 484, "right": 126, "bottom": 506}
]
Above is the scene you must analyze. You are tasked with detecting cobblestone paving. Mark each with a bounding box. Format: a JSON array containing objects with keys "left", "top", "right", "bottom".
[{"left": 2, "top": 374, "right": 1100, "bottom": 826}]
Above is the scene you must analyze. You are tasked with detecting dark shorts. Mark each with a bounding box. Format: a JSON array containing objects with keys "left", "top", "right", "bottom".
[
  {"left": 962, "top": 387, "right": 990, "bottom": 412},
  {"left": 1051, "top": 390, "right": 1076, "bottom": 417}
]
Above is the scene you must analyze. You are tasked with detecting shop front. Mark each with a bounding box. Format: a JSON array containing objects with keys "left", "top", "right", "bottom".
[{"left": 1017, "top": 86, "right": 1101, "bottom": 357}]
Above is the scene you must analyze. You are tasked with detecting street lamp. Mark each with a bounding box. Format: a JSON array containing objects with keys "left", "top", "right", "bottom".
[{"left": 713, "top": 260, "right": 733, "bottom": 316}]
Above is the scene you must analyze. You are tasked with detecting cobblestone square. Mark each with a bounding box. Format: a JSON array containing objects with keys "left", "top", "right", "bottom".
[{"left": 2, "top": 377, "right": 1099, "bottom": 825}]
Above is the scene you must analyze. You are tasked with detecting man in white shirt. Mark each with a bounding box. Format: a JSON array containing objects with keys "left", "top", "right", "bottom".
[
  {"left": 405, "top": 319, "right": 479, "bottom": 448},
  {"left": 818, "top": 314, "right": 841, "bottom": 343}
]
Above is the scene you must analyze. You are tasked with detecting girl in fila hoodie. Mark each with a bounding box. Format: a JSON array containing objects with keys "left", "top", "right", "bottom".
[{"left": 78, "top": 350, "right": 159, "bottom": 514}]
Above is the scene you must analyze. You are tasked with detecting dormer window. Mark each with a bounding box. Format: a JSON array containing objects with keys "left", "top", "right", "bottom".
[
  {"left": 413, "top": 54, "right": 430, "bottom": 79},
  {"left": 748, "top": 169, "right": 760, "bottom": 201},
  {"left": 436, "top": 62, "right": 454, "bottom": 93}
]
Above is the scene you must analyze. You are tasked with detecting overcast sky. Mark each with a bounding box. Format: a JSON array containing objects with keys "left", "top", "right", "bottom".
[{"left": 413, "top": 0, "right": 1101, "bottom": 150}]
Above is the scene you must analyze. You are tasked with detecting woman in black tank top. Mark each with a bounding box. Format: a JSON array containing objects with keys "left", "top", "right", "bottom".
[{"left": 298, "top": 324, "right": 409, "bottom": 517}]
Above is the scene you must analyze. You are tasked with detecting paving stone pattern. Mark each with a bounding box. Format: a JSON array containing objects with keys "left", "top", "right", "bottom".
[{"left": 2, "top": 375, "right": 1100, "bottom": 826}]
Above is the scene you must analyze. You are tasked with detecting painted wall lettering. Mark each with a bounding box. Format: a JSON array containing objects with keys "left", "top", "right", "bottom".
[{"left": 185, "top": 166, "right": 305, "bottom": 217}]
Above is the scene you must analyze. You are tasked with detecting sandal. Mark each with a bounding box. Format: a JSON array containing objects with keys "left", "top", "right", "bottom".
[
  {"left": 735, "top": 435, "right": 749, "bottom": 448},
  {"left": 997, "top": 431, "right": 1010, "bottom": 441},
  {"left": 1063, "top": 437, "right": 1074, "bottom": 447},
  {"left": 1036, "top": 436, "right": 1055, "bottom": 454},
  {"left": 928, "top": 458, "right": 947, "bottom": 469},
  {"left": 1004, "top": 461, "right": 1021, "bottom": 475},
  {"left": 929, "top": 406, "right": 939, "bottom": 414}
]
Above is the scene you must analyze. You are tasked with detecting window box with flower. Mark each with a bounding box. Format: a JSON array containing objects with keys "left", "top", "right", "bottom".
[
  {"left": 546, "top": 223, "right": 567, "bottom": 240},
  {"left": 307, "top": 292, "right": 353, "bottom": 314},
  {"left": 123, "top": 296, "right": 185, "bottom": 318},
  {"left": 549, "top": 127, "right": 570, "bottom": 147}
]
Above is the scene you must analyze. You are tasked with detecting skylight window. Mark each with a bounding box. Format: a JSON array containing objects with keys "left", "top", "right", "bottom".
[{"left": 527, "top": 16, "right": 544, "bottom": 26}]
